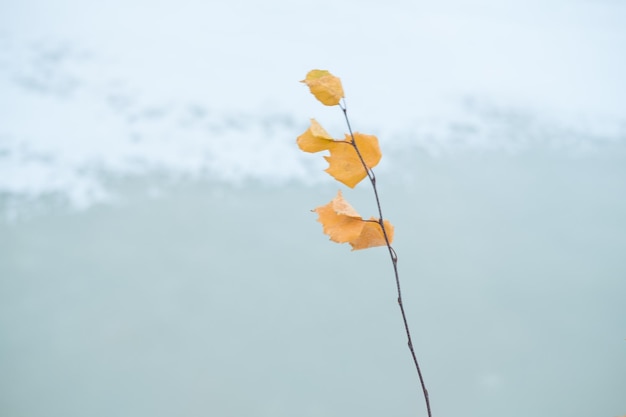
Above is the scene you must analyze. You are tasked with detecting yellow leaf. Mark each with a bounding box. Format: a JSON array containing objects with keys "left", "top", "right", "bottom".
[
  {"left": 324, "top": 133, "right": 381, "bottom": 188},
  {"left": 296, "top": 119, "right": 334, "bottom": 153},
  {"left": 313, "top": 191, "right": 394, "bottom": 251},
  {"left": 301, "top": 69, "right": 344, "bottom": 106},
  {"left": 350, "top": 218, "right": 394, "bottom": 251},
  {"left": 296, "top": 121, "right": 382, "bottom": 188},
  {"left": 313, "top": 191, "right": 364, "bottom": 244}
]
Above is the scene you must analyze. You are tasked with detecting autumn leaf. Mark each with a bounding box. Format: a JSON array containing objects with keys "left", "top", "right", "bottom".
[
  {"left": 296, "top": 119, "right": 334, "bottom": 153},
  {"left": 297, "top": 120, "right": 382, "bottom": 188},
  {"left": 313, "top": 190, "right": 394, "bottom": 251},
  {"left": 301, "top": 69, "right": 344, "bottom": 106},
  {"left": 324, "top": 133, "right": 381, "bottom": 188},
  {"left": 350, "top": 219, "right": 394, "bottom": 251}
]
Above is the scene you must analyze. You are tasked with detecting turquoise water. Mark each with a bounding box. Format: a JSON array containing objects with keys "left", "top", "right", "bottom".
[{"left": 1, "top": 149, "right": 625, "bottom": 417}]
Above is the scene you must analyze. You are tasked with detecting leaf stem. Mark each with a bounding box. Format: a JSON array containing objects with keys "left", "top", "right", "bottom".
[{"left": 339, "top": 100, "right": 432, "bottom": 417}]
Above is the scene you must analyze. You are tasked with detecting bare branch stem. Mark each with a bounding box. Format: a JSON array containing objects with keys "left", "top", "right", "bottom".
[{"left": 340, "top": 100, "right": 432, "bottom": 417}]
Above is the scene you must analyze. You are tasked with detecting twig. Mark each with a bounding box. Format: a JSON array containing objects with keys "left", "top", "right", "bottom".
[{"left": 339, "top": 100, "right": 432, "bottom": 417}]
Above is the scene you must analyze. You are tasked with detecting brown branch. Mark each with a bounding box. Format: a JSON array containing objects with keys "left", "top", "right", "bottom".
[{"left": 339, "top": 100, "right": 432, "bottom": 417}]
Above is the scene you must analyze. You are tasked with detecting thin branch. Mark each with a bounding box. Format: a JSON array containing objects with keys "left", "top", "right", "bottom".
[{"left": 339, "top": 100, "right": 432, "bottom": 417}]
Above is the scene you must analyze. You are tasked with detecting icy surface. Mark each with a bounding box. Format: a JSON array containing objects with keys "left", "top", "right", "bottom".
[{"left": 1, "top": 0, "right": 625, "bottom": 209}]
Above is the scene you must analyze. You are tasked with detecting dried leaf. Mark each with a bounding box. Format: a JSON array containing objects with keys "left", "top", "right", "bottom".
[
  {"left": 297, "top": 121, "right": 382, "bottom": 188},
  {"left": 296, "top": 119, "right": 334, "bottom": 153},
  {"left": 324, "top": 133, "right": 381, "bottom": 188},
  {"left": 313, "top": 190, "right": 394, "bottom": 251},
  {"left": 350, "top": 218, "right": 394, "bottom": 251},
  {"left": 313, "top": 192, "right": 364, "bottom": 244},
  {"left": 301, "top": 69, "right": 344, "bottom": 106}
]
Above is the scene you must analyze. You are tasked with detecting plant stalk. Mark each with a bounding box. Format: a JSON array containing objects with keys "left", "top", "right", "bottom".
[{"left": 340, "top": 100, "right": 432, "bottom": 417}]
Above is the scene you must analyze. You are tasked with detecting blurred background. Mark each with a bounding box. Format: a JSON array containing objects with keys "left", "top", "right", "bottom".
[{"left": 1, "top": 1, "right": 625, "bottom": 416}]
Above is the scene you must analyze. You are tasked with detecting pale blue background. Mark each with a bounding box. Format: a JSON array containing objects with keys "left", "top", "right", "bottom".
[{"left": 1, "top": 1, "right": 625, "bottom": 416}]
